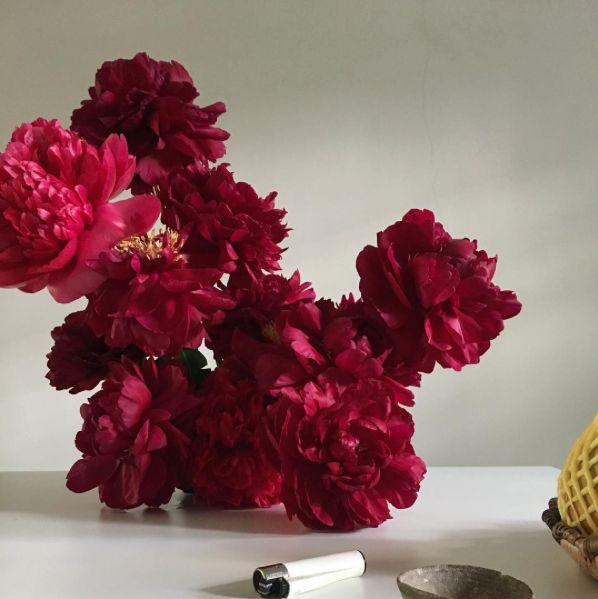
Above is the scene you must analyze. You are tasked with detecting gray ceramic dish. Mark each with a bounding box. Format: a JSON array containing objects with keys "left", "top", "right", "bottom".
[{"left": 397, "top": 565, "right": 534, "bottom": 599}]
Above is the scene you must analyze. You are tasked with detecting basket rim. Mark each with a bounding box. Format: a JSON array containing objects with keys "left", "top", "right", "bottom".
[{"left": 543, "top": 497, "right": 598, "bottom": 565}]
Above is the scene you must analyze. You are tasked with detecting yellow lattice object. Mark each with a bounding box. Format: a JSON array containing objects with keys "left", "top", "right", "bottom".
[{"left": 557, "top": 412, "right": 598, "bottom": 536}]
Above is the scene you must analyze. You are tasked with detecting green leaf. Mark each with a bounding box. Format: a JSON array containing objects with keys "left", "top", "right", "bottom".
[{"left": 178, "top": 348, "right": 210, "bottom": 387}]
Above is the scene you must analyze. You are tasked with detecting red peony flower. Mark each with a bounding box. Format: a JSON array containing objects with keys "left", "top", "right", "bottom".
[
  {"left": 158, "top": 164, "right": 288, "bottom": 274},
  {"left": 71, "top": 52, "right": 229, "bottom": 190},
  {"left": 84, "top": 229, "right": 235, "bottom": 357},
  {"left": 233, "top": 297, "right": 417, "bottom": 406},
  {"left": 0, "top": 119, "right": 160, "bottom": 302},
  {"left": 311, "top": 296, "right": 422, "bottom": 389},
  {"left": 192, "top": 367, "right": 281, "bottom": 508},
  {"left": 357, "top": 209, "right": 522, "bottom": 372},
  {"left": 46, "top": 310, "right": 142, "bottom": 394},
  {"left": 66, "top": 357, "right": 200, "bottom": 509},
  {"left": 206, "top": 267, "right": 315, "bottom": 363},
  {"left": 271, "top": 378, "right": 425, "bottom": 531}
]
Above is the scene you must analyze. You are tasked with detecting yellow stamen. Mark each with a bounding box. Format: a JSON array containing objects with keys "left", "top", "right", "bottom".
[
  {"left": 262, "top": 321, "right": 281, "bottom": 344},
  {"left": 116, "top": 228, "right": 183, "bottom": 260}
]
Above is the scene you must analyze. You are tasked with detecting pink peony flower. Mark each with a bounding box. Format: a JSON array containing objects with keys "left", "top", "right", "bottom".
[
  {"left": 192, "top": 367, "right": 281, "bottom": 508},
  {"left": 357, "top": 209, "right": 522, "bottom": 372},
  {"left": 206, "top": 267, "right": 315, "bottom": 363},
  {"left": 84, "top": 229, "right": 235, "bottom": 357},
  {"left": 71, "top": 52, "right": 229, "bottom": 190},
  {"left": 66, "top": 357, "right": 201, "bottom": 509},
  {"left": 0, "top": 118, "right": 160, "bottom": 303},
  {"left": 46, "top": 310, "right": 142, "bottom": 394},
  {"left": 272, "top": 378, "right": 426, "bottom": 530},
  {"left": 158, "top": 164, "right": 288, "bottom": 274}
]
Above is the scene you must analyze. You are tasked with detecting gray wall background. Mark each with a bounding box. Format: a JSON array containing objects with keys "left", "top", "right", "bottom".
[{"left": 0, "top": 0, "right": 596, "bottom": 470}]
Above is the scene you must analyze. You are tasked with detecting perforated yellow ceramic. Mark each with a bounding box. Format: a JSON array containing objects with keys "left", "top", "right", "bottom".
[{"left": 557, "top": 412, "right": 598, "bottom": 536}]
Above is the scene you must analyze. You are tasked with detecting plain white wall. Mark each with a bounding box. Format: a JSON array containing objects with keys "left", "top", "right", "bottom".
[{"left": 0, "top": 0, "right": 596, "bottom": 471}]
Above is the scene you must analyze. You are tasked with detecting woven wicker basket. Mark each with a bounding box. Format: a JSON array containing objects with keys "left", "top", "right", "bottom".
[{"left": 543, "top": 498, "right": 598, "bottom": 580}]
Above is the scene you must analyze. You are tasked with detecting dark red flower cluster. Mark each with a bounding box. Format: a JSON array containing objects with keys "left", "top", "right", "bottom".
[
  {"left": 357, "top": 209, "right": 522, "bottom": 372},
  {"left": 67, "top": 358, "right": 200, "bottom": 509},
  {"left": 84, "top": 229, "right": 235, "bottom": 357},
  {"left": 231, "top": 297, "right": 417, "bottom": 407},
  {"left": 273, "top": 378, "right": 426, "bottom": 530},
  {"left": 71, "top": 52, "right": 229, "bottom": 191},
  {"left": 205, "top": 289, "right": 427, "bottom": 529},
  {"left": 192, "top": 367, "right": 281, "bottom": 508},
  {"left": 1, "top": 54, "right": 521, "bottom": 531},
  {"left": 158, "top": 164, "right": 289, "bottom": 274},
  {"left": 46, "top": 310, "right": 142, "bottom": 394}
]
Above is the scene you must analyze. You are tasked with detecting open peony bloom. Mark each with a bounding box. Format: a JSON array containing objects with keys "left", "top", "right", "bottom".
[
  {"left": 192, "top": 367, "right": 281, "bottom": 508},
  {"left": 271, "top": 378, "right": 426, "bottom": 531},
  {"left": 159, "top": 164, "right": 288, "bottom": 274},
  {"left": 71, "top": 52, "right": 229, "bottom": 190},
  {"left": 0, "top": 118, "right": 161, "bottom": 303},
  {"left": 232, "top": 297, "right": 417, "bottom": 406},
  {"left": 46, "top": 310, "right": 142, "bottom": 395},
  {"left": 206, "top": 267, "right": 315, "bottom": 363},
  {"left": 357, "top": 209, "right": 522, "bottom": 372},
  {"left": 84, "top": 229, "right": 235, "bottom": 357},
  {"left": 66, "top": 357, "right": 200, "bottom": 509}
]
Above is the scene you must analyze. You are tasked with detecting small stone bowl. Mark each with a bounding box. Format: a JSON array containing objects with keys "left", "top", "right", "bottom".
[{"left": 397, "top": 565, "right": 533, "bottom": 599}]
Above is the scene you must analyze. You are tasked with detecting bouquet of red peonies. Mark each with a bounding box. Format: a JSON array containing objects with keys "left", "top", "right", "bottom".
[{"left": 0, "top": 53, "right": 521, "bottom": 531}]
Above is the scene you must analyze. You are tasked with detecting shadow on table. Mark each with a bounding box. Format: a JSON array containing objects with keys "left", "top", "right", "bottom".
[
  {"left": 0, "top": 471, "right": 306, "bottom": 536},
  {"left": 199, "top": 579, "right": 253, "bottom": 598},
  {"left": 117, "top": 499, "right": 308, "bottom": 536}
]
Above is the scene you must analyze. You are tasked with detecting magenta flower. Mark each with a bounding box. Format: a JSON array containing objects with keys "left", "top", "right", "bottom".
[
  {"left": 71, "top": 52, "right": 229, "bottom": 190},
  {"left": 84, "top": 229, "right": 235, "bottom": 357},
  {"left": 46, "top": 310, "right": 142, "bottom": 395},
  {"left": 357, "top": 209, "right": 522, "bottom": 372},
  {"left": 192, "top": 367, "right": 281, "bottom": 508},
  {"left": 159, "top": 164, "right": 289, "bottom": 274},
  {"left": 0, "top": 119, "right": 161, "bottom": 303},
  {"left": 272, "top": 378, "right": 426, "bottom": 530},
  {"left": 67, "top": 357, "right": 201, "bottom": 509},
  {"left": 206, "top": 267, "right": 315, "bottom": 363},
  {"left": 231, "top": 298, "right": 417, "bottom": 407}
]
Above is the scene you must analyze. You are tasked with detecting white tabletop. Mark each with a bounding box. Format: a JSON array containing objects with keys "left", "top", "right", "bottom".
[{"left": 0, "top": 467, "right": 595, "bottom": 598}]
